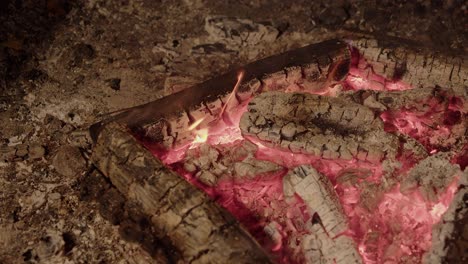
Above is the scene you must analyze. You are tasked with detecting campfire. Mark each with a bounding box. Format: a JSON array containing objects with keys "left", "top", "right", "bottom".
[{"left": 91, "top": 38, "right": 466, "bottom": 263}]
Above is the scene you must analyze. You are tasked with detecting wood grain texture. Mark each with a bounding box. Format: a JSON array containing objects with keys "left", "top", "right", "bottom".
[
  {"left": 92, "top": 122, "right": 271, "bottom": 264},
  {"left": 284, "top": 165, "right": 362, "bottom": 264},
  {"left": 240, "top": 91, "right": 399, "bottom": 162},
  {"left": 350, "top": 37, "right": 467, "bottom": 96}
]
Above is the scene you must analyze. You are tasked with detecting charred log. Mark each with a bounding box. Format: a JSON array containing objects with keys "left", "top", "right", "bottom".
[
  {"left": 240, "top": 91, "right": 399, "bottom": 162},
  {"left": 90, "top": 39, "right": 351, "bottom": 144},
  {"left": 350, "top": 37, "right": 467, "bottom": 96},
  {"left": 92, "top": 122, "right": 271, "bottom": 264},
  {"left": 283, "top": 165, "right": 361, "bottom": 264},
  {"left": 283, "top": 165, "right": 348, "bottom": 237}
]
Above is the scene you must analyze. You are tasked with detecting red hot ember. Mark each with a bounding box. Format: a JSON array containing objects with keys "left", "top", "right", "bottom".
[{"left": 93, "top": 39, "right": 466, "bottom": 264}]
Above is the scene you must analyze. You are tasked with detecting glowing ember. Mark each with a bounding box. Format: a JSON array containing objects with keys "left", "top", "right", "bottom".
[
  {"left": 139, "top": 48, "right": 464, "bottom": 263},
  {"left": 380, "top": 95, "right": 465, "bottom": 152},
  {"left": 345, "top": 52, "right": 412, "bottom": 92}
]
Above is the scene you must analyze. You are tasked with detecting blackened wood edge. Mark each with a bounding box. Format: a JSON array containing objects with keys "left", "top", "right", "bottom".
[{"left": 90, "top": 39, "right": 349, "bottom": 142}]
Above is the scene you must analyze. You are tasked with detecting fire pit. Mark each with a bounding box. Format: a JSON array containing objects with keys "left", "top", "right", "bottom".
[{"left": 90, "top": 38, "right": 467, "bottom": 263}]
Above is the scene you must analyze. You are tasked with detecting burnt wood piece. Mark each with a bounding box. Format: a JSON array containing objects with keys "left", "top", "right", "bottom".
[
  {"left": 400, "top": 153, "right": 461, "bottom": 202},
  {"left": 283, "top": 165, "right": 348, "bottom": 237},
  {"left": 90, "top": 39, "right": 351, "bottom": 143},
  {"left": 350, "top": 37, "right": 467, "bottom": 95},
  {"left": 92, "top": 123, "right": 271, "bottom": 264},
  {"left": 240, "top": 91, "right": 399, "bottom": 162},
  {"left": 184, "top": 141, "right": 282, "bottom": 186},
  {"left": 283, "top": 165, "right": 362, "bottom": 264},
  {"left": 423, "top": 173, "right": 468, "bottom": 264}
]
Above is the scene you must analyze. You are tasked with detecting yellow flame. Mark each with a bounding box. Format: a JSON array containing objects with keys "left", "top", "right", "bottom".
[
  {"left": 188, "top": 117, "right": 205, "bottom": 131},
  {"left": 219, "top": 70, "right": 245, "bottom": 119},
  {"left": 188, "top": 70, "right": 244, "bottom": 147},
  {"left": 193, "top": 128, "right": 208, "bottom": 144}
]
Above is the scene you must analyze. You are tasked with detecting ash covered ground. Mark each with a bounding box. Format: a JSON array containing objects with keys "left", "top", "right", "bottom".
[{"left": 0, "top": 1, "right": 467, "bottom": 263}]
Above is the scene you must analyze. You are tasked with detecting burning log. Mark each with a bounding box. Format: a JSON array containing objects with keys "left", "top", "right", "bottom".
[
  {"left": 89, "top": 38, "right": 467, "bottom": 263},
  {"left": 92, "top": 123, "right": 271, "bottom": 263},
  {"left": 240, "top": 91, "right": 399, "bottom": 162},
  {"left": 90, "top": 39, "right": 351, "bottom": 147},
  {"left": 283, "top": 165, "right": 361, "bottom": 263}
]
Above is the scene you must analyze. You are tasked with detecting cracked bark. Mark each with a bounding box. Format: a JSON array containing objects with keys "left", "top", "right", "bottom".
[
  {"left": 284, "top": 165, "right": 362, "bottom": 264},
  {"left": 240, "top": 91, "right": 399, "bottom": 162},
  {"left": 92, "top": 122, "right": 271, "bottom": 264},
  {"left": 350, "top": 37, "right": 467, "bottom": 96}
]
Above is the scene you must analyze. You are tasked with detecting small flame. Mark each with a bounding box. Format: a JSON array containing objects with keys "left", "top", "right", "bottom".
[
  {"left": 219, "top": 70, "right": 245, "bottom": 120},
  {"left": 188, "top": 117, "right": 208, "bottom": 146},
  {"left": 193, "top": 128, "right": 208, "bottom": 144},
  {"left": 188, "top": 117, "right": 205, "bottom": 131}
]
